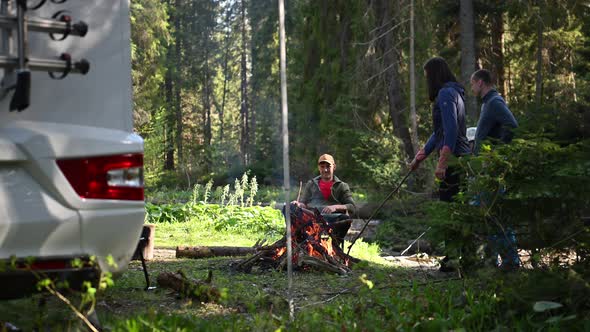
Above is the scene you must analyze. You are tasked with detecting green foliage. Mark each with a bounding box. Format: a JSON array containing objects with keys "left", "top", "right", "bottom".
[
  {"left": 423, "top": 131, "right": 590, "bottom": 270},
  {"left": 491, "top": 269, "right": 590, "bottom": 330},
  {"left": 375, "top": 211, "right": 431, "bottom": 251},
  {"left": 12, "top": 256, "right": 116, "bottom": 331},
  {"left": 147, "top": 172, "right": 262, "bottom": 204},
  {"left": 351, "top": 132, "right": 405, "bottom": 189},
  {"left": 146, "top": 202, "right": 284, "bottom": 238},
  {"left": 145, "top": 175, "right": 285, "bottom": 238},
  {"left": 130, "top": 0, "right": 171, "bottom": 131},
  {"left": 145, "top": 202, "right": 191, "bottom": 223}
]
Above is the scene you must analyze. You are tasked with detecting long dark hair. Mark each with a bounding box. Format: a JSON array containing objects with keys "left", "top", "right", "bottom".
[{"left": 423, "top": 57, "right": 458, "bottom": 102}]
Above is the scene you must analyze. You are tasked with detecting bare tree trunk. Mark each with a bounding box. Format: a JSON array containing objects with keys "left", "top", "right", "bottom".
[
  {"left": 460, "top": 0, "right": 478, "bottom": 124},
  {"left": 249, "top": 92, "right": 256, "bottom": 165},
  {"left": 203, "top": 27, "right": 212, "bottom": 172},
  {"left": 164, "top": 70, "right": 175, "bottom": 170},
  {"left": 339, "top": 1, "right": 350, "bottom": 74},
  {"left": 375, "top": 0, "right": 416, "bottom": 161},
  {"left": 163, "top": 0, "right": 175, "bottom": 171},
  {"left": 174, "top": 0, "right": 183, "bottom": 165},
  {"left": 240, "top": 0, "right": 250, "bottom": 166},
  {"left": 569, "top": 55, "right": 578, "bottom": 103},
  {"left": 535, "top": 5, "right": 544, "bottom": 109},
  {"left": 219, "top": 7, "right": 232, "bottom": 145},
  {"left": 409, "top": 0, "right": 418, "bottom": 149},
  {"left": 507, "top": 52, "right": 513, "bottom": 102},
  {"left": 490, "top": 8, "right": 505, "bottom": 96}
]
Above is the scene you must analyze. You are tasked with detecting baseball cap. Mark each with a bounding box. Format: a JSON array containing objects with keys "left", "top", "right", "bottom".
[{"left": 318, "top": 154, "right": 335, "bottom": 165}]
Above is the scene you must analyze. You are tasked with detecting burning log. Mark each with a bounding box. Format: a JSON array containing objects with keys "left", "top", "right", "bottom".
[
  {"left": 156, "top": 270, "right": 220, "bottom": 302},
  {"left": 235, "top": 205, "right": 357, "bottom": 274}
]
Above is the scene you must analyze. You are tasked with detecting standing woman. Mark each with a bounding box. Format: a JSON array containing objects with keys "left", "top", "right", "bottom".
[{"left": 410, "top": 57, "right": 470, "bottom": 201}]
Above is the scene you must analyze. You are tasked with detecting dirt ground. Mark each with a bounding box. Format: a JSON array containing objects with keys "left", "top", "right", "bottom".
[
  {"left": 0, "top": 245, "right": 459, "bottom": 331},
  {"left": 150, "top": 247, "right": 449, "bottom": 276}
]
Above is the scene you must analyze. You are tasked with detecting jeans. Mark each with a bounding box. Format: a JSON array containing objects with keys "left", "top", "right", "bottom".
[{"left": 487, "top": 228, "right": 519, "bottom": 267}]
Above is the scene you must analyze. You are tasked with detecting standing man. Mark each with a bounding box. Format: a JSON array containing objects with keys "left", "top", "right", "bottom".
[
  {"left": 470, "top": 69, "right": 518, "bottom": 155},
  {"left": 470, "top": 69, "right": 520, "bottom": 270},
  {"left": 292, "top": 154, "right": 357, "bottom": 246}
]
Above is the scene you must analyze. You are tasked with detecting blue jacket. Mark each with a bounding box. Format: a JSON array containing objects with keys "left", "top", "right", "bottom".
[
  {"left": 473, "top": 89, "right": 518, "bottom": 155},
  {"left": 424, "top": 82, "right": 470, "bottom": 156}
]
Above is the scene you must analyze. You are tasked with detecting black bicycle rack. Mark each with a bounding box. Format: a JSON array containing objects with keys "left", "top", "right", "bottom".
[{"left": 0, "top": 0, "right": 90, "bottom": 111}]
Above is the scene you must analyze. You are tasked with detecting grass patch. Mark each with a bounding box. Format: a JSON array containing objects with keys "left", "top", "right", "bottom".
[{"left": 1, "top": 205, "right": 589, "bottom": 331}]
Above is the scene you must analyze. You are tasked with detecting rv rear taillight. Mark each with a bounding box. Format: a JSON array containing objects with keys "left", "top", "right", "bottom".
[
  {"left": 22, "top": 260, "right": 68, "bottom": 270},
  {"left": 57, "top": 154, "right": 144, "bottom": 201}
]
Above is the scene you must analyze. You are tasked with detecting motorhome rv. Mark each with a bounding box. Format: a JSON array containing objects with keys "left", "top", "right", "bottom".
[{"left": 0, "top": 0, "right": 144, "bottom": 299}]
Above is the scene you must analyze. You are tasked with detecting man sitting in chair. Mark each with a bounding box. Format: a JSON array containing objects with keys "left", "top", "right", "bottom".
[{"left": 291, "top": 154, "right": 357, "bottom": 247}]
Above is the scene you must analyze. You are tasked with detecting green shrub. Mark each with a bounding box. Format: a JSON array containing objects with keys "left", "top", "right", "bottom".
[
  {"left": 145, "top": 201, "right": 284, "bottom": 236},
  {"left": 424, "top": 136, "right": 590, "bottom": 269}
]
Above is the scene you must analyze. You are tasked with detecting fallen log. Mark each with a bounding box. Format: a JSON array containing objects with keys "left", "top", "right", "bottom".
[
  {"left": 156, "top": 270, "right": 220, "bottom": 302},
  {"left": 298, "top": 254, "right": 350, "bottom": 275},
  {"left": 176, "top": 246, "right": 256, "bottom": 259}
]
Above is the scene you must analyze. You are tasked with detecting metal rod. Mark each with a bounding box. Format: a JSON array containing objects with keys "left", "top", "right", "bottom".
[
  {"left": 278, "top": 0, "right": 294, "bottom": 322},
  {"left": 346, "top": 170, "right": 413, "bottom": 256},
  {"left": 15, "top": 0, "right": 26, "bottom": 69},
  {"left": 0, "top": 14, "right": 86, "bottom": 37},
  {"left": 0, "top": 55, "right": 87, "bottom": 73},
  {"left": 400, "top": 226, "right": 431, "bottom": 256}
]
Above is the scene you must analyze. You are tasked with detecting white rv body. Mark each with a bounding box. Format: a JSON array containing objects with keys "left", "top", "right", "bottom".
[{"left": 0, "top": 0, "right": 143, "bottom": 290}]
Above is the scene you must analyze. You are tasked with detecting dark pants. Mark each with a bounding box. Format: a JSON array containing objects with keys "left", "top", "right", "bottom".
[
  {"left": 323, "top": 213, "right": 352, "bottom": 246},
  {"left": 438, "top": 165, "right": 463, "bottom": 271},
  {"left": 439, "top": 166, "right": 461, "bottom": 202}
]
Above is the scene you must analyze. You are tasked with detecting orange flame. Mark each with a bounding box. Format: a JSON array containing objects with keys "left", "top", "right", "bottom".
[
  {"left": 321, "top": 238, "right": 335, "bottom": 257},
  {"left": 282, "top": 211, "right": 350, "bottom": 267},
  {"left": 274, "top": 247, "right": 286, "bottom": 259}
]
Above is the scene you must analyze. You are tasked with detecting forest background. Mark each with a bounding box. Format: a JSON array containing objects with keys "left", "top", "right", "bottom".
[
  {"left": 130, "top": 0, "right": 589, "bottom": 197},
  {"left": 2, "top": 2, "right": 590, "bottom": 330}
]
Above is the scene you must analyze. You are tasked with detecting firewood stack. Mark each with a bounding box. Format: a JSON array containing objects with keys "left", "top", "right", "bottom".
[{"left": 235, "top": 205, "right": 356, "bottom": 274}]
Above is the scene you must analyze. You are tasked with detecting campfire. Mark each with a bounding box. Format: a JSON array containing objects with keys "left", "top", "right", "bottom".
[{"left": 235, "top": 205, "right": 357, "bottom": 274}]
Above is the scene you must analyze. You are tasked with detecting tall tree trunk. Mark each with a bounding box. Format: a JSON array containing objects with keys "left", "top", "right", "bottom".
[
  {"left": 164, "top": 65, "right": 175, "bottom": 171},
  {"left": 338, "top": 1, "right": 350, "bottom": 75},
  {"left": 219, "top": 6, "right": 232, "bottom": 145},
  {"left": 240, "top": 0, "right": 250, "bottom": 166},
  {"left": 163, "top": 0, "right": 175, "bottom": 171},
  {"left": 459, "top": 0, "right": 478, "bottom": 124},
  {"left": 490, "top": 7, "right": 505, "bottom": 96},
  {"left": 409, "top": 0, "right": 418, "bottom": 149},
  {"left": 507, "top": 56, "right": 512, "bottom": 102},
  {"left": 375, "top": 0, "right": 416, "bottom": 161},
  {"left": 203, "top": 27, "right": 212, "bottom": 172},
  {"left": 174, "top": 0, "right": 183, "bottom": 166},
  {"left": 535, "top": 3, "right": 544, "bottom": 109},
  {"left": 569, "top": 55, "right": 578, "bottom": 103}
]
